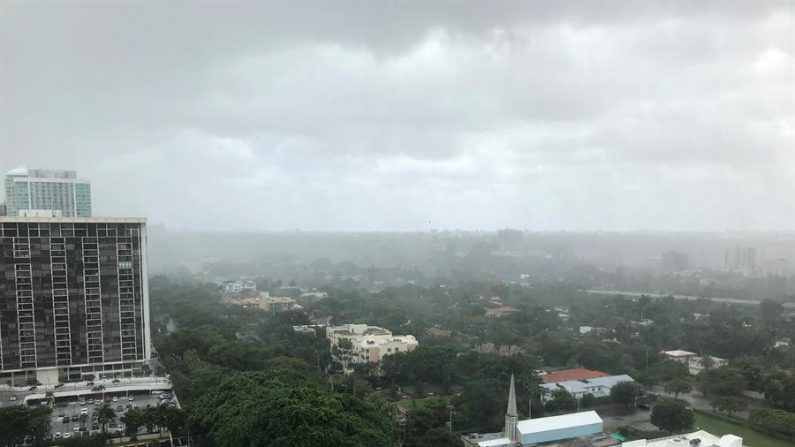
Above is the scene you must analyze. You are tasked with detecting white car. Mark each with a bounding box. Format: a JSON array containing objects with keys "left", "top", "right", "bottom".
[
  {"left": 128, "top": 395, "right": 134, "bottom": 401},
  {"left": 80, "top": 408, "right": 88, "bottom": 415},
  {"left": 112, "top": 396, "right": 118, "bottom": 402},
  {"left": 54, "top": 432, "right": 62, "bottom": 439},
  {"left": 63, "top": 433, "right": 72, "bottom": 439},
  {"left": 73, "top": 426, "right": 80, "bottom": 432},
  {"left": 9, "top": 395, "right": 17, "bottom": 401}
]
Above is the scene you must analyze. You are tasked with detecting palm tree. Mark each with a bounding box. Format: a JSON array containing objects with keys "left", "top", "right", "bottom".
[{"left": 94, "top": 401, "right": 116, "bottom": 434}]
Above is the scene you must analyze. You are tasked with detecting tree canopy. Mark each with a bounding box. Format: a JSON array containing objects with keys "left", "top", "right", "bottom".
[
  {"left": 188, "top": 371, "right": 394, "bottom": 447},
  {"left": 650, "top": 398, "right": 694, "bottom": 433}
]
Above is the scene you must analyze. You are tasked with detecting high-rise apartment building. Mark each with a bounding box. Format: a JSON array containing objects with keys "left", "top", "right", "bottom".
[
  {"left": 0, "top": 215, "right": 150, "bottom": 385},
  {"left": 4, "top": 167, "right": 92, "bottom": 217},
  {"left": 724, "top": 246, "right": 756, "bottom": 273}
]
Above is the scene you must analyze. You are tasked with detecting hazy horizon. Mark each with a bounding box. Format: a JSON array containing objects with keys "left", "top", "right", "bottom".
[{"left": 2, "top": 1, "right": 793, "bottom": 232}]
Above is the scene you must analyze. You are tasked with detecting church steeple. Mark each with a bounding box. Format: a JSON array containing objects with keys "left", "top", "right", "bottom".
[
  {"left": 504, "top": 374, "right": 519, "bottom": 442},
  {"left": 507, "top": 374, "right": 517, "bottom": 416}
]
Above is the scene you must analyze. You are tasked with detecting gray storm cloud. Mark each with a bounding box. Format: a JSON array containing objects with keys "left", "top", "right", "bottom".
[{"left": 1, "top": 1, "right": 792, "bottom": 231}]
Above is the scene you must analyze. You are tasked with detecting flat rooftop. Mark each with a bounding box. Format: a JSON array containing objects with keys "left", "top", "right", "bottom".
[
  {"left": 0, "top": 216, "right": 146, "bottom": 223},
  {"left": 517, "top": 410, "right": 603, "bottom": 435},
  {"left": 541, "top": 368, "right": 609, "bottom": 383}
]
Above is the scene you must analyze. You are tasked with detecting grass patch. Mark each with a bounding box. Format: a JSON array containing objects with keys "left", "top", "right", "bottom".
[{"left": 694, "top": 411, "right": 794, "bottom": 447}]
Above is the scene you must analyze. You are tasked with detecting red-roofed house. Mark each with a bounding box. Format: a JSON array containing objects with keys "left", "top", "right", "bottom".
[{"left": 539, "top": 368, "right": 609, "bottom": 383}]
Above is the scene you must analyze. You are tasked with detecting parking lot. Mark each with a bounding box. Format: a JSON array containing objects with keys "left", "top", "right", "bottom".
[{"left": 47, "top": 390, "right": 174, "bottom": 440}]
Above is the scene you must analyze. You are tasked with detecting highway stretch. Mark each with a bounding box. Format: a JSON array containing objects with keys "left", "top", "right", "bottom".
[{"left": 584, "top": 289, "right": 795, "bottom": 309}]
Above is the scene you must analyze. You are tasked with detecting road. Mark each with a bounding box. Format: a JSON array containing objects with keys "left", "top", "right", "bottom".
[{"left": 585, "top": 289, "right": 795, "bottom": 309}]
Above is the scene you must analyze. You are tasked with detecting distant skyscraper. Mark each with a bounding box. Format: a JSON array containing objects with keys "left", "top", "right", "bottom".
[
  {"left": 661, "top": 250, "right": 688, "bottom": 272},
  {"left": 0, "top": 215, "right": 150, "bottom": 385},
  {"left": 724, "top": 247, "right": 756, "bottom": 272},
  {"left": 4, "top": 167, "right": 92, "bottom": 217}
]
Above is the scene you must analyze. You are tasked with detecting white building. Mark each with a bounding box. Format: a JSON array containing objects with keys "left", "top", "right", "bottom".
[
  {"left": 687, "top": 356, "right": 728, "bottom": 375},
  {"left": 540, "top": 374, "right": 636, "bottom": 399},
  {"left": 662, "top": 350, "right": 727, "bottom": 375},
  {"left": 4, "top": 167, "right": 92, "bottom": 217},
  {"left": 623, "top": 430, "right": 742, "bottom": 447},
  {"left": 463, "top": 375, "right": 604, "bottom": 447},
  {"left": 326, "top": 324, "right": 418, "bottom": 371},
  {"left": 223, "top": 280, "right": 257, "bottom": 294}
]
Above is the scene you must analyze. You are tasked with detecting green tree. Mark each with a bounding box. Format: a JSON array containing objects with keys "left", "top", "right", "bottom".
[
  {"left": 188, "top": 371, "right": 393, "bottom": 446},
  {"left": 545, "top": 389, "right": 576, "bottom": 414},
  {"left": 93, "top": 401, "right": 116, "bottom": 434},
  {"left": 580, "top": 393, "right": 597, "bottom": 409},
  {"left": 650, "top": 398, "right": 694, "bottom": 434},
  {"left": 121, "top": 407, "right": 145, "bottom": 437},
  {"left": 764, "top": 372, "right": 795, "bottom": 412},
  {"left": 0, "top": 405, "right": 51, "bottom": 446},
  {"left": 664, "top": 379, "right": 693, "bottom": 399},
  {"left": 610, "top": 381, "right": 642, "bottom": 407},
  {"left": 710, "top": 396, "right": 747, "bottom": 417},
  {"left": 698, "top": 367, "right": 747, "bottom": 397}
]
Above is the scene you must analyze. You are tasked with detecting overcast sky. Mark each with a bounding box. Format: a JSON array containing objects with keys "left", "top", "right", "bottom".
[{"left": 1, "top": 1, "right": 793, "bottom": 231}]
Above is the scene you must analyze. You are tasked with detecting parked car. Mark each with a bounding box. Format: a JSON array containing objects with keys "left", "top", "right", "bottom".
[
  {"left": 80, "top": 408, "right": 88, "bottom": 415},
  {"left": 116, "top": 405, "right": 123, "bottom": 412},
  {"left": 62, "top": 433, "right": 71, "bottom": 439},
  {"left": 112, "top": 396, "right": 118, "bottom": 402},
  {"left": 87, "top": 398, "right": 94, "bottom": 404},
  {"left": 62, "top": 417, "right": 69, "bottom": 424},
  {"left": 71, "top": 415, "right": 79, "bottom": 422},
  {"left": 9, "top": 395, "right": 17, "bottom": 401},
  {"left": 128, "top": 395, "right": 135, "bottom": 401}
]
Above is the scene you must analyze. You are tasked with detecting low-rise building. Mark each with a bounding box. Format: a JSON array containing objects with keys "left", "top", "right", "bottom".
[
  {"left": 539, "top": 368, "right": 609, "bottom": 384},
  {"left": 662, "top": 350, "right": 727, "bottom": 375},
  {"left": 293, "top": 325, "right": 319, "bottom": 335},
  {"left": 326, "top": 324, "right": 418, "bottom": 372},
  {"left": 622, "top": 430, "right": 742, "bottom": 447},
  {"left": 579, "top": 326, "right": 607, "bottom": 336},
  {"left": 541, "top": 374, "right": 636, "bottom": 399},
  {"left": 687, "top": 356, "right": 728, "bottom": 375},
  {"left": 485, "top": 306, "right": 520, "bottom": 318},
  {"left": 263, "top": 296, "right": 297, "bottom": 312},
  {"left": 223, "top": 280, "right": 257, "bottom": 294},
  {"left": 661, "top": 350, "right": 697, "bottom": 364}
]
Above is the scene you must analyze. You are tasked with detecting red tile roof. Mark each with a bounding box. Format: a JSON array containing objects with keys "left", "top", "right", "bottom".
[{"left": 540, "top": 368, "right": 609, "bottom": 383}]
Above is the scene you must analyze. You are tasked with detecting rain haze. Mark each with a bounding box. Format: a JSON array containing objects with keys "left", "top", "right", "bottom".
[{"left": 1, "top": 1, "right": 793, "bottom": 232}]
